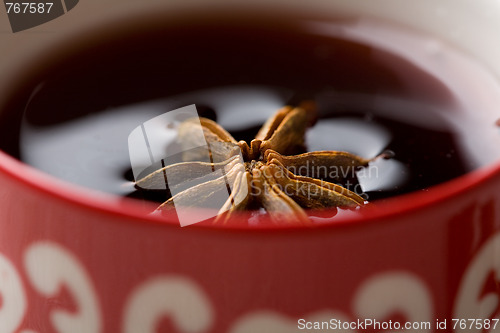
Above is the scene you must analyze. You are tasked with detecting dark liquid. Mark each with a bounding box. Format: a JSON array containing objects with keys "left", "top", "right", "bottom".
[{"left": 1, "top": 15, "right": 500, "bottom": 205}]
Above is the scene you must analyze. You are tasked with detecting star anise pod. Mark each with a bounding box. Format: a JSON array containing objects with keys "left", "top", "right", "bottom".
[{"left": 136, "top": 103, "right": 372, "bottom": 225}]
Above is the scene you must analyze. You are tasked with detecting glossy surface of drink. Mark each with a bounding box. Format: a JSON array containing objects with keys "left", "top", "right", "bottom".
[{"left": 1, "top": 16, "right": 499, "bottom": 204}]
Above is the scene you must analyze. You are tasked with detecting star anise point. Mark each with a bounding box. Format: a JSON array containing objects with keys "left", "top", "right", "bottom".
[{"left": 136, "top": 103, "right": 373, "bottom": 225}]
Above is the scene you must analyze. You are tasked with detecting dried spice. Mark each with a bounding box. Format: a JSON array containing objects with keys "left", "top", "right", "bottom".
[{"left": 136, "top": 103, "right": 375, "bottom": 225}]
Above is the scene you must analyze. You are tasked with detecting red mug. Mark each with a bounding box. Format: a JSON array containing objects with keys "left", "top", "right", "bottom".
[{"left": 1, "top": 1, "right": 499, "bottom": 332}]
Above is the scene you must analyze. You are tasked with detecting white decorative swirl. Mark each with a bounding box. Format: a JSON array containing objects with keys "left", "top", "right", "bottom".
[
  {"left": 123, "top": 276, "right": 214, "bottom": 333},
  {"left": 230, "top": 310, "right": 355, "bottom": 333},
  {"left": 24, "top": 242, "right": 102, "bottom": 333},
  {"left": 0, "top": 252, "right": 26, "bottom": 333},
  {"left": 354, "top": 271, "right": 433, "bottom": 332},
  {"left": 454, "top": 232, "right": 500, "bottom": 332}
]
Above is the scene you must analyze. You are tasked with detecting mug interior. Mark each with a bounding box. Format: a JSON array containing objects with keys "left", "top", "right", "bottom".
[{"left": 1, "top": 0, "right": 500, "bottom": 228}]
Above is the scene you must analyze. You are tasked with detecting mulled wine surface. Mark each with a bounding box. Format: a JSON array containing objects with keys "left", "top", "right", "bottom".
[{"left": 2, "top": 17, "right": 500, "bottom": 206}]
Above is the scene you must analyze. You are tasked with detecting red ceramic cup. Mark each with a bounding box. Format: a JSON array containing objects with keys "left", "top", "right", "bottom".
[{"left": 1, "top": 1, "right": 500, "bottom": 332}]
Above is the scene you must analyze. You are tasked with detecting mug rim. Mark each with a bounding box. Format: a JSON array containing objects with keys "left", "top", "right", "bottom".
[{"left": 1, "top": 147, "right": 499, "bottom": 231}]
